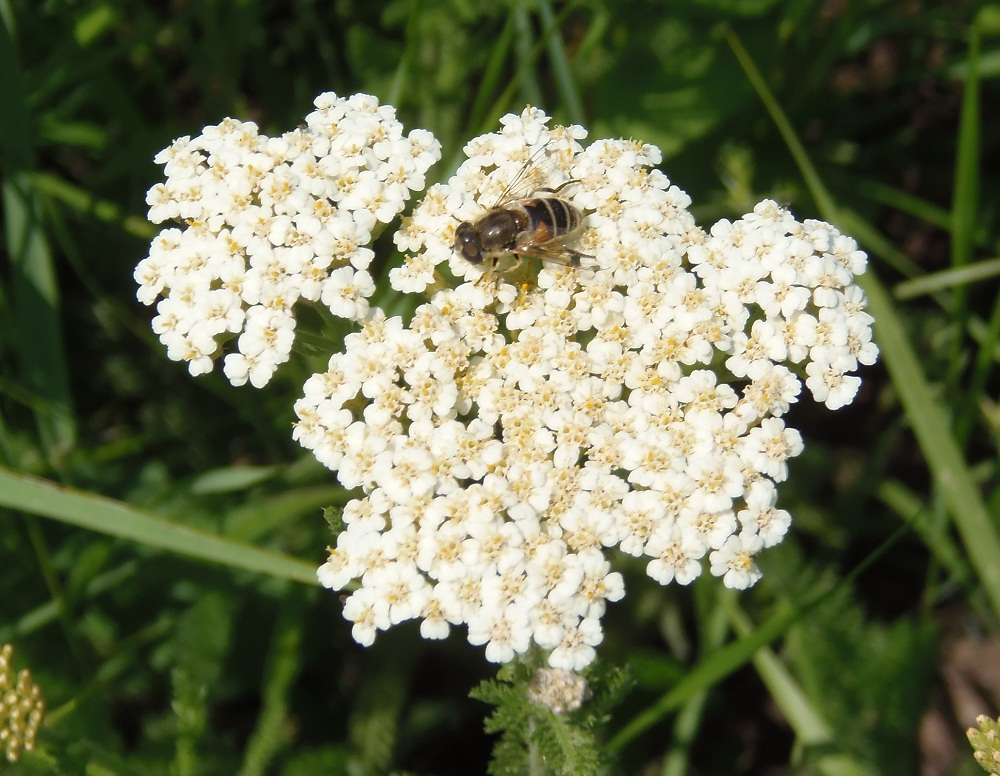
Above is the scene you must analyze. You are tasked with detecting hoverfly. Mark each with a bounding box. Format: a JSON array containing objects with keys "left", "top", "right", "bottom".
[{"left": 453, "top": 147, "right": 590, "bottom": 272}]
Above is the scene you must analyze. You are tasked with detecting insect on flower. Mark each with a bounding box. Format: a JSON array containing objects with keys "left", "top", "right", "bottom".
[{"left": 453, "top": 147, "right": 591, "bottom": 273}]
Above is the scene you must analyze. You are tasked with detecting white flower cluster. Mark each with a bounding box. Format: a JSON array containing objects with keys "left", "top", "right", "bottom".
[
  {"left": 293, "top": 106, "right": 877, "bottom": 669},
  {"left": 135, "top": 92, "right": 440, "bottom": 387}
]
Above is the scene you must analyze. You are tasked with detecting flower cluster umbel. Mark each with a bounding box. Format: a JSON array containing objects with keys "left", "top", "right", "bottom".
[
  {"left": 136, "top": 92, "right": 440, "bottom": 387},
  {"left": 291, "top": 107, "right": 877, "bottom": 669},
  {"left": 139, "top": 98, "right": 877, "bottom": 671}
]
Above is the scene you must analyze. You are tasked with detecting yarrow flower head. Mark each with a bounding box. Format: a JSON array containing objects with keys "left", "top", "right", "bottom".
[
  {"left": 0, "top": 644, "right": 45, "bottom": 763},
  {"left": 528, "top": 667, "right": 592, "bottom": 715},
  {"left": 136, "top": 92, "right": 440, "bottom": 387},
  {"left": 968, "top": 714, "right": 1000, "bottom": 774},
  {"left": 292, "top": 105, "right": 878, "bottom": 670}
]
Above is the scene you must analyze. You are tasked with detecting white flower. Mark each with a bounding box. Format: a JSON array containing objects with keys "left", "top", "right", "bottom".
[
  {"left": 342, "top": 586, "right": 388, "bottom": 647},
  {"left": 364, "top": 561, "right": 430, "bottom": 625},
  {"left": 548, "top": 617, "right": 604, "bottom": 672},
  {"left": 738, "top": 418, "right": 804, "bottom": 482},
  {"left": 737, "top": 480, "right": 791, "bottom": 547},
  {"left": 283, "top": 106, "right": 876, "bottom": 669},
  {"left": 467, "top": 602, "right": 533, "bottom": 664},
  {"left": 709, "top": 533, "right": 764, "bottom": 590},
  {"left": 805, "top": 358, "right": 863, "bottom": 410},
  {"left": 138, "top": 93, "right": 441, "bottom": 387},
  {"left": 645, "top": 524, "right": 706, "bottom": 585}
]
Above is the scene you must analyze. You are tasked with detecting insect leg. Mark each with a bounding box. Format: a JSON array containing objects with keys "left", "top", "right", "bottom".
[{"left": 536, "top": 179, "right": 581, "bottom": 196}]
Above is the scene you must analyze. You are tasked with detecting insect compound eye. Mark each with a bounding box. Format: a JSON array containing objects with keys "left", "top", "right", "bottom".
[{"left": 454, "top": 222, "right": 483, "bottom": 265}]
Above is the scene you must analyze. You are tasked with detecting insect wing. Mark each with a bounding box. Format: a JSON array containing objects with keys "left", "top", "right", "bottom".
[
  {"left": 514, "top": 244, "right": 583, "bottom": 267},
  {"left": 486, "top": 145, "right": 553, "bottom": 210}
]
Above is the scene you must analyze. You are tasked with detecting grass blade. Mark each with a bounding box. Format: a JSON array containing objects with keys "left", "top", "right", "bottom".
[
  {"left": 728, "top": 604, "right": 875, "bottom": 776},
  {"left": 894, "top": 258, "right": 1000, "bottom": 300},
  {"left": 607, "top": 593, "right": 812, "bottom": 751},
  {"left": 0, "top": 466, "right": 319, "bottom": 585},
  {"left": 513, "top": 2, "right": 543, "bottom": 108},
  {"left": 28, "top": 170, "right": 155, "bottom": 239},
  {"left": 950, "top": 26, "right": 980, "bottom": 303},
  {"left": 536, "top": 0, "right": 585, "bottom": 126}
]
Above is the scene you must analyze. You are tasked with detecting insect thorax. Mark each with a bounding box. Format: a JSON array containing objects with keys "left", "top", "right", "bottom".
[{"left": 473, "top": 208, "right": 529, "bottom": 252}]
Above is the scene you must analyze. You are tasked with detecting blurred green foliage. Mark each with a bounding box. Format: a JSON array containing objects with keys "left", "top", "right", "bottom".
[{"left": 1, "top": 0, "right": 998, "bottom": 773}]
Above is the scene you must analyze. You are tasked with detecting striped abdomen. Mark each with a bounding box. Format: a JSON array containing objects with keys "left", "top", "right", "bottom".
[{"left": 510, "top": 198, "right": 582, "bottom": 249}]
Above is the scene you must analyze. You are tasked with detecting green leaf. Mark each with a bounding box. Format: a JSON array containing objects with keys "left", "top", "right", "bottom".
[
  {"left": 0, "top": 16, "right": 76, "bottom": 459},
  {"left": 172, "top": 593, "right": 235, "bottom": 776},
  {"left": 225, "top": 485, "right": 349, "bottom": 543},
  {"left": 238, "top": 603, "right": 302, "bottom": 776},
  {"left": 189, "top": 465, "right": 279, "bottom": 495},
  {"left": 473, "top": 656, "right": 624, "bottom": 776}
]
